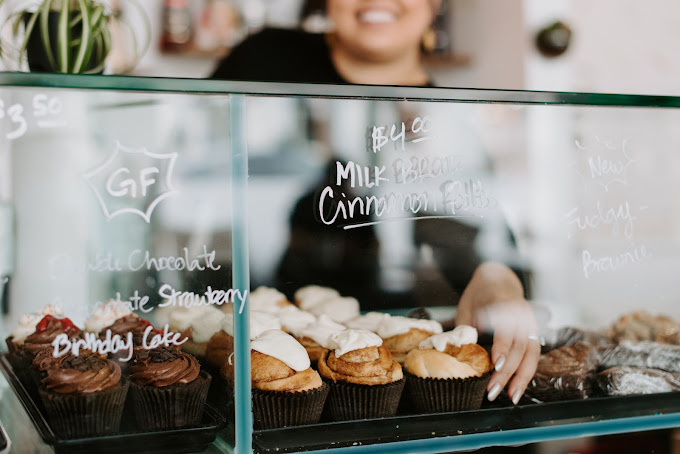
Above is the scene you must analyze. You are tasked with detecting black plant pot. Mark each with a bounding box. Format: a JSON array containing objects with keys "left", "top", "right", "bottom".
[{"left": 25, "top": 11, "right": 106, "bottom": 73}]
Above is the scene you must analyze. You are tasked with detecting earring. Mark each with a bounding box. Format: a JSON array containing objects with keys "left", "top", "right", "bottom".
[{"left": 421, "top": 27, "right": 436, "bottom": 53}]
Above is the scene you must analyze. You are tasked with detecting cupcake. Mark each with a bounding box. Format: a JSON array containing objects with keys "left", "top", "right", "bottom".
[
  {"left": 293, "top": 314, "right": 346, "bottom": 364},
  {"left": 376, "top": 315, "right": 444, "bottom": 364},
  {"left": 38, "top": 354, "right": 129, "bottom": 437},
  {"left": 250, "top": 286, "right": 294, "bottom": 313},
  {"left": 306, "top": 295, "right": 360, "bottom": 324},
  {"left": 222, "top": 329, "right": 329, "bottom": 429},
  {"left": 204, "top": 311, "right": 281, "bottom": 373},
  {"left": 5, "top": 304, "right": 65, "bottom": 372},
  {"left": 403, "top": 325, "right": 492, "bottom": 413},
  {"left": 345, "top": 312, "right": 391, "bottom": 332},
  {"left": 277, "top": 305, "right": 317, "bottom": 336},
  {"left": 84, "top": 300, "right": 134, "bottom": 336},
  {"left": 128, "top": 346, "right": 211, "bottom": 430},
  {"left": 317, "top": 328, "right": 404, "bottom": 421},
  {"left": 181, "top": 307, "right": 226, "bottom": 359},
  {"left": 294, "top": 285, "right": 340, "bottom": 311}
]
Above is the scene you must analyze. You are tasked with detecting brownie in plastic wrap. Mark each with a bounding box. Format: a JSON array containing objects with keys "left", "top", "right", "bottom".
[
  {"left": 598, "top": 341, "right": 680, "bottom": 373},
  {"left": 526, "top": 341, "right": 600, "bottom": 402},
  {"left": 608, "top": 311, "right": 680, "bottom": 344},
  {"left": 541, "top": 326, "right": 612, "bottom": 353},
  {"left": 596, "top": 366, "right": 680, "bottom": 396}
]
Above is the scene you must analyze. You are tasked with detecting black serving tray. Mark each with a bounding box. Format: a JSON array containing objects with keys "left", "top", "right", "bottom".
[
  {"left": 252, "top": 389, "right": 680, "bottom": 453},
  {"left": 0, "top": 354, "right": 226, "bottom": 454}
]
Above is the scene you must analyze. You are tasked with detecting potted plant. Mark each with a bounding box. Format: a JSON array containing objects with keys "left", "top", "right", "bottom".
[{"left": 0, "top": 0, "right": 149, "bottom": 74}]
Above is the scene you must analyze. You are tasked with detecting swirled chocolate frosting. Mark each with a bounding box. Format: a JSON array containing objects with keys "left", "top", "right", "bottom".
[
  {"left": 104, "top": 315, "right": 155, "bottom": 339},
  {"left": 129, "top": 346, "right": 200, "bottom": 387},
  {"left": 42, "top": 355, "right": 122, "bottom": 394},
  {"left": 24, "top": 316, "right": 82, "bottom": 356}
]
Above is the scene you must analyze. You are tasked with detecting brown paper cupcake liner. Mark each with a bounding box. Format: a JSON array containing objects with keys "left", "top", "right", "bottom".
[
  {"left": 404, "top": 371, "right": 491, "bottom": 414},
  {"left": 323, "top": 378, "right": 405, "bottom": 421},
  {"left": 129, "top": 371, "right": 211, "bottom": 430},
  {"left": 252, "top": 382, "right": 329, "bottom": 430},
  {"left": 38, "top": 379, "right": 130, "bottom": 438}
]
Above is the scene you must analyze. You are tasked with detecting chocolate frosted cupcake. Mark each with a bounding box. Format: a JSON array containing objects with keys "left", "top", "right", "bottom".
[
  {"left": 403, "top": 325, "right": 492, "bottom": 413},
  {"left": 128, "top": 346, "right": 211, "bottom": 429},
  {"left": 317, "top": 329, "right": 404, "bottom": 421},
  {"left": 222, "top": 329, "right": 329, "bottom": 429},
  {"left": 38, "top": 354, "right": 129, "bottom": 437},
  {"left": 6, "top": 305, "right": 70, "bottom": 373}
]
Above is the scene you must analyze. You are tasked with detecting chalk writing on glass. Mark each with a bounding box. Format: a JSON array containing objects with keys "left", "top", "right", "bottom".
[
  {"left": 47, "top": 245, "right": 221, "bottom": 280},
  {"left": 51, "top": 324, "right": 187, "bottom": 361},
  {"left": 82, "top": 141, "right": 178, "bottom": 223},
  {"left": 572, "top": 137, "right": 636, "bottom": 192},
  {"left": 371, "top": 116, "right": 432, "bottom": 153},
  {"left": 0, "top": 94, "right": 66, "bottom": 140}
]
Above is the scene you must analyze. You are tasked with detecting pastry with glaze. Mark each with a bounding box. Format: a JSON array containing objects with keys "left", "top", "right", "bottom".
[
  {"left": 317, "top": 328, "right": 405, "bottom": 420},
  {"left": 376, "top": 315, "right": 444, "bottom": 364},
  {"left": 403, "top": 325, "right": 492, "bottom": 413}
]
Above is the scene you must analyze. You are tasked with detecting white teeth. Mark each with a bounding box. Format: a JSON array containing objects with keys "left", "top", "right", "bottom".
[{"left": 359, "top": 10, "right": 396, "bottom": 24}]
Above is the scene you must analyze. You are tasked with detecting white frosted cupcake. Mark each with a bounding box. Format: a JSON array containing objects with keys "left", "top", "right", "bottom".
[
  {"left": 345, "top": 312, "right": 391, "bottom": 332},
  {"left": 376, "top": 316, "right": 444, "bottom": 364},
  {"left": 182, "top": 307, "right": 227, "bottom": 358},
  {"left": 204, "top": 311, "right": 281, "bottom": 372},
  {"left": 84, "top": 300, "right": 133, "bottom": 335},
  {"left": 306, "top": 296, "right": 360, "bottom": 324},
  {"left": 277, "top": 306, "right": 317, "bottom": 335},
  {"left": 294, "top": 315, "right": 346, "bottom": 363},
  {"left": 250, "top": 286, "right": 294, "bottom": 313},
  {"left": 294, "top": 285, "right": 340, "bottom": 311}
]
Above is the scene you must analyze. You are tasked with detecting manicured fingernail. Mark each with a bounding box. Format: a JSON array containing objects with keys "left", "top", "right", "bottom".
[
  {"left": 512, "top": 390, "right": 522, "bottom": 405},
  {"left": 494, "top": 355, "right": 506, "bottom": 372},
  {"left": 487, "top": 383, "right": 502, "bottom": 401}
]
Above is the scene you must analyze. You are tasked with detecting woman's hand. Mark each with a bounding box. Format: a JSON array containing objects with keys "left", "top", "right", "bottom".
[{"left": 455, "top": 262, "right": 540, "bottom": 405}]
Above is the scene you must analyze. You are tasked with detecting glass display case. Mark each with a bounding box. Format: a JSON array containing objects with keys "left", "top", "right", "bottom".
[{"left": 0, "top": 73, "right": 680, "bottom": 454}]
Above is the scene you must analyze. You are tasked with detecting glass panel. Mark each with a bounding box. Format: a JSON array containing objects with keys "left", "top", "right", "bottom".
[
  {"left": 0, "top": 85, "right": 237, "bottom": 452},
  {"left": 245, "top": 94, "right": 680, "bottom": 452}
]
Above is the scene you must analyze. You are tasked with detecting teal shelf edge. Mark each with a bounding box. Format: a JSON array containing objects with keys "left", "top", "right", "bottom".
[
  {"left": 311, "top": 413, "right": 680, "bottom": 454},
  {"left": 4, "top": 71, "right": 680, "bottom": 107}
]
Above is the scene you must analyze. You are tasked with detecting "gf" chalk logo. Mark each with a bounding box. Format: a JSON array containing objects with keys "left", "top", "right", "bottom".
[{"left": 83, "top": 141, "right": 178, "bottom": 223}]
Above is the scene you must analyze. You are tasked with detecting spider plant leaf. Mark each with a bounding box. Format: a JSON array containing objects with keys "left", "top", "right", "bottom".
[
  {"left": 57, "top": 0, "right": 71, "bottom": 72},
  {"left": 17, "top": 11, "right": 40, "bottom": 67},
  {"left": 71, "top": 0, "right": 93, "bottom": 73},
  {"left": 84, "top": 31, "right": 105, "bottom": 74},
  {"left": 38, "top": 0, "right": 57, "bottom": 71}
]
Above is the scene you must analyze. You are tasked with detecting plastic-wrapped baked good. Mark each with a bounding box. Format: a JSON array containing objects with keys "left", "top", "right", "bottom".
[
  {"left": 596, "top": 366, "right": 680, "bottom": 396},
  {"left": 541, "top": 326, "right": 612, "bottom": 353},
  {"left": 608, "top": 311, "right": 680, "bottom": 345},
  {"left": 598, "top": 341, "right": 680, "bottom": 373},
  {"left": 525, "top": 341, "right": 600, "bottom": 402}
]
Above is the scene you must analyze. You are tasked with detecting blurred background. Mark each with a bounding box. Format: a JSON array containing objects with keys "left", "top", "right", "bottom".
[{"left": 119, "top": 0, "right": 680, "bottom": 95}]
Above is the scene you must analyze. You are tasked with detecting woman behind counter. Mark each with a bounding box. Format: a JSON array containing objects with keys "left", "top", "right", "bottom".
[{"left": 211, "top": 0, "right": 540, "bottom": 406}]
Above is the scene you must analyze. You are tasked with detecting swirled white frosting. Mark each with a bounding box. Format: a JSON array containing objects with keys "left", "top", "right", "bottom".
[
  {"left": 167, "top": 305, "right": 216, "bottom": 332},
  {"left": 11, "top": 304, "right": 64, "bottom": 343},
  {"left": 251, "top": 329, "right": 310, "bottom": 372},
  {"left": 189, "top": 307, "right": 226, "bottom": 343},
  {"left": 249, "top": 286, "right": 290, "bottom": 313},
  {"left": 85, "top": 300, "right": 133, "bottom": 334},
  {"left": 419, "top": 325, "right": 479, "bottom": 352},
  {"left": 376, "top": 316, "right": 443, "bottom": 339},
  {"left": 345, "top": 312, "right": 391, "bottom": 332},
  {"left": 307, "top": 296, "right": 360, "bottom": 323},
  {"left": 221, "top": 311, "right": 282, "bottom": 339},
  {"left": 329, "top": 328, "right": 383, "bottom": 357},
  {"left": 298, "top": 314, "right": 346, "bottom": 348},
  {"left": 294, "top": 285, "right": 340, "bottom": 310},
  {"left": 277, "top": 306, "right": 316, "bottom": 337}
]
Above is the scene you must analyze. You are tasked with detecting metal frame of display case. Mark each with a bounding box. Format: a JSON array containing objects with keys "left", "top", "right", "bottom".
[{"left": 2, "top": 72, "right": 680, "bottom": 454}]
